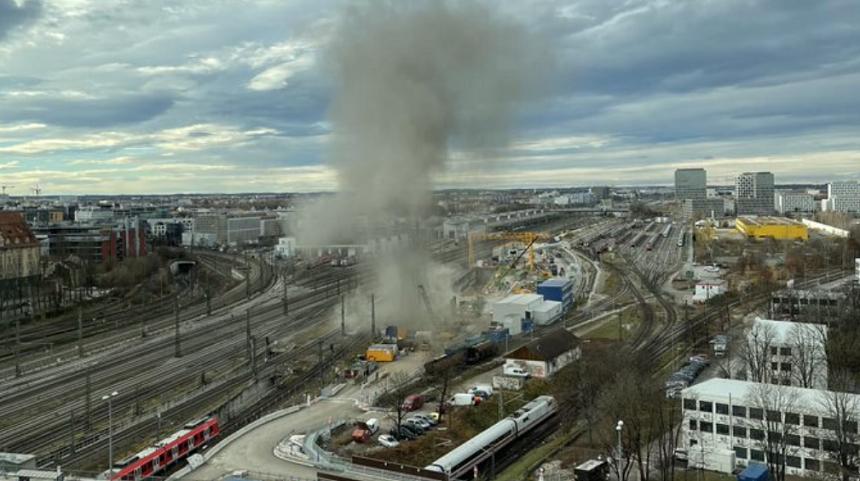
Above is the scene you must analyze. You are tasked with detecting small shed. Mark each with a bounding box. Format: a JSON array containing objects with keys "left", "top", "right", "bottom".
[
  {"left": 503, "top": 329, "right": 581, "bottom": 378},
  {"left": 0, "top": 453, "right": 37, "bottom": 472}
]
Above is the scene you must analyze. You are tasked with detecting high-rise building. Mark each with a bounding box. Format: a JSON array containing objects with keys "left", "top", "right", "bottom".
[
  {"left": 736, "top": 172, "right": 774, "bottom": 216},
  {"left": 675, "top": 169, "right": 723, "bottom": 218},
  {"left": 775, "top": 192, "right": 816, "bottom": 214},
  {"left": 675, "top": 168, "right": 707, "bottom": 202}
]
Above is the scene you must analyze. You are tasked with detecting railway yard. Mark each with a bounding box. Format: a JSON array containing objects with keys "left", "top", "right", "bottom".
[{"left": 1, "top": 210, "right": 855, "bottom": 481}]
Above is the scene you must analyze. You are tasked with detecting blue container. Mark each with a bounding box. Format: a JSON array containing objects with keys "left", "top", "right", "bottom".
[
  {"left": 537, "top": 278, "right": 575, "bottom": 312},
  {"left": 737, "top": 463, "right": 769, "bottom": 481}
]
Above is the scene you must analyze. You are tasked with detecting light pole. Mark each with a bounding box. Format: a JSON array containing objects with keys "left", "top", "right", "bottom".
[
  {"left": 102, "top": 391, "right": 119, "bottom": 476},
  {"left": 616, "top": 420, "right": 624, "bottom": 481}
]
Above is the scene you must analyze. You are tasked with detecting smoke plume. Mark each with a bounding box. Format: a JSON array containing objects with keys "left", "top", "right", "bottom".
[{"left": 304, "top": 0, "right": 545, "bottom": 329}]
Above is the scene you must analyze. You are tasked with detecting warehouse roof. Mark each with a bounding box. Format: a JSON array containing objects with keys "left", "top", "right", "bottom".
[
  {"left": 505, "top": 328, "right": 579, "bottom": 361},
  {"left": 496, "top": 293, "right": 543, "bottom": 306},
  {"left": 682, "top": 378, "right": 859, "bottom": 411},
  {"left": 737, "top": 216, "right": 804, "bottom": 227}
]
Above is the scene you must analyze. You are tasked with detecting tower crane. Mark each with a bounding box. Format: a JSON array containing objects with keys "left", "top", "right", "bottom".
[
  {"left": 0, "top": 185, "right": 13, "bottom": 195},
  {"left": 468, "top": 230, "right": 549, "bottom": 268},
  {"left": 31, "top": 184, "right": 42, "bottom": 196}
]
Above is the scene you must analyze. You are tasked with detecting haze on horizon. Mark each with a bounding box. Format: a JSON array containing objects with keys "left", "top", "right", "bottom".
[{"left": 1, "top": 0, "right": 859, "bottom": 195}]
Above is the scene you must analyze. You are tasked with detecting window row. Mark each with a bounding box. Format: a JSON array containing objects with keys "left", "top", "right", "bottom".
[
  {"left": 683, "top": 401, "right": 858, "bottom": 432},
  {"left": 733, "top": 448, "right": 844, "bottom": 473},
  {"left": 690, "top": 421, "right": 859, "bottom": 453}
]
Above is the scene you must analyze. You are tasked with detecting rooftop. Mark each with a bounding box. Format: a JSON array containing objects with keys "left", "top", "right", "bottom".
[
  {"left": 737, "top": 216, "right": 804, "bottom": 227},
  {"left": 0, "top": 212, "right": 38, "bottom": 247},
  {"left": 505, "top": 328, "right": 579, "bottom": 361},
  {"left": 538, "top": 278, "right": 572, "bottom": 288},
  {"left": 682, "top": 378, "right": 855, "bottom": 411},
  {"left": 496, "top": 293, "right": 544, "bottom": 306}
]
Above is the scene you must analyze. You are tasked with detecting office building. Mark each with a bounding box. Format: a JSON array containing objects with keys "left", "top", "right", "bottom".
[
  {"left": 676, "top": 168, "right": 721, "bottom": 218},
  {"left": 675, "top": 168, "right": 707, "bottom": 202},
  {"left": 822, "top": 181, "right": 860, "bottom": 213},
  {"left": 775, "top": 192, "right": 816, "bottom": 215},
  {"left": 682, "top": 378, "right": 858, "bottom": 477},
  {"left": 736, "top": 172, "right": 775, "bottom": 216}
]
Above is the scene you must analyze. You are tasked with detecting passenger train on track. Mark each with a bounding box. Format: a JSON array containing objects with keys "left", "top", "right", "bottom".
[
  {"left": 104, "top": 416, "right": 219, "bottom": 480},
  {"left": 425, "top": 396, "right": 556, "bottom": 479}
]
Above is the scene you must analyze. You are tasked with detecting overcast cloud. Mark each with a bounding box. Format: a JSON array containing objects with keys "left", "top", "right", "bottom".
[{"left": 0, "top": 0, "right": 859, "bottom": 194}]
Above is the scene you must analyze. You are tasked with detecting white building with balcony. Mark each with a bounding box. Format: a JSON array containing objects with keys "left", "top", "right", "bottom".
[{"left": 682, "top": 378, "right": 860, "bottom": 477}]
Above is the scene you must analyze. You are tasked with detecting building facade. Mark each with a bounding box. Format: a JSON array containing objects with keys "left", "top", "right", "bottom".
[
  {"left": 676, "top": 168, "right": 707, "bottom": 202},
  {"left": 775, "top": 192, "right": 816, "bottom": 215},
  {"left": 736, "top": 172, "right": 775, "bottom": 216},
  {"left": 736, "top": 217, "right": 808, "bottom": 241},
  {"left": 823, "top": 181, "right": 860, "bottom": 213},
  {"left": 0, "top": 213, "right": 41, "bottom": 280},
  {"left": 745, "top": 319, "right": 828, "bottom": 389},
  {"left": 682, "top": 378, "right": 859, "bottom": 478}
]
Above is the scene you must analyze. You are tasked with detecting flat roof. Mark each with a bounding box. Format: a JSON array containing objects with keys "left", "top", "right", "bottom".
[
  {"left": 495, "top": 293, "right": 543, "bottom": 305},
  {"left": 682, "top": 378, "right": 856, "bottom": 412},
  {"left": 0, "top": 453, "right": 35, "bottom": 465},
  {"left": 532, "top": 300, "right": 562, "bottom": 312},
  {"left": 737, "top": 216, "right": 804, "bottom": 227},
  {"left": 538, "top": 279, "right": 572, "bottom": 288},
  {"left": 752, "top": 318, "right": 827, "bottom": 343}
]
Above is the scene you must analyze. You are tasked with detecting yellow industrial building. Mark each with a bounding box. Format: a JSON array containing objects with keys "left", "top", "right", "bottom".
[{"left": 736, "top": 216, "right": 808, "bottom": 241}]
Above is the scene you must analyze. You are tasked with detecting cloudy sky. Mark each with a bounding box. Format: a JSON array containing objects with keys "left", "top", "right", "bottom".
[{"left": 1, "top": 0, "right": 859, "bottom": 195}]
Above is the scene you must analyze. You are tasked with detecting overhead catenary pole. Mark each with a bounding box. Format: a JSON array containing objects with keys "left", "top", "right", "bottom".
[
  {"left": 85, "top": 367, "right": 92, "bottom": 430},
  {"left": 371, "top": 294, "right": 376, "bottom": 339},
  {"left": 69, "top": 410, "right": 76, "bottom": 455},
  {"left": 78, "top": 307, "right": 84, "bottom": 357},
  {"left": 341, "top": 295, "right": 346, "bottom": 336},
  {"left": 283, "top": 276, "right": 289, "bottom": 316},
  {"left": 246, "top": 309, "right": 252, "bottom": 356},
  {"left": 14, "top": 317, "right": 21, "bottom": 377},
  {"left": 173, "top": 293, "right": 182, "bottom": 358},
  {"left": 251, "top": 336, "right": 258, "bottom": 379},
  {"left": 318, "top": 340, "right": 325, "bottom": 386}
]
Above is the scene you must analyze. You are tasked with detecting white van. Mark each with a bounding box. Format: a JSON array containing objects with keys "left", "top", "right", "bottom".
[
  {"left": 503, "top": 365, "right": 530, "bottom": 378},
  {"left": 365, "top": 418, "right": 379, "bottom": 435},
  {"left": 448, "top": 393, "right": 476, "bottom": 406},
  {"left": 467, "top": 385, "right": 494, "bottom": 397}
]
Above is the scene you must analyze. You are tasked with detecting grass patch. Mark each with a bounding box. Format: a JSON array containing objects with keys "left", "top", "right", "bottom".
[
  {"left": 583, "top": 307, "right": 640, "bottom": 341},
  {"left": 495, "top": 430, "right": 578, "bottom": 481}
]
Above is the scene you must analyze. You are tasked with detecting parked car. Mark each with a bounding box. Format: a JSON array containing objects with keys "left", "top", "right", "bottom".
[
  {"left": 400, "top": 423, "right": 424, "bottom": 436},
  {"left": 378, "top": 434, "right": 400, "bottom": 448},
  {"left": 503, "top": 366, "right": 530, "bottom": 378},
  {"left": 401, "top": 395, "right": 424, "bottom": 412},
  {"left": 411, "top": 413, "right": 437, "bottom": 426},
  {"left": 407, "top": 417, "right": 432, "bottom": 430},
  {"left": 428, "top": 412, "right": 441, "bottom": 423},
  {"left": 404, "top": 418, "right": 429, "bottom": 433},
  {"left": 471, "top": 389, "right": 491, "bottom": 400},
  {"left": 467, "top": 385, "right": 494, "bottom": 397},
  {"left": 389, "top": 427, "right": 417, "bottom": 441},
  {"left": 351, "top": 427, "right": 371, "bottom": 443}
]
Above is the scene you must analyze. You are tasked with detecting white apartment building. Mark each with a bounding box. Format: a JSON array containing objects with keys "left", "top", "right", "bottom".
[
  {"left": 823, "top": 181, "right": 860, "bottom": 213},
  {"left": 775, "top": 192, "right": 816, "bottom": 214},
  {"left": 682, "top": 379, "right": 860, "bottom": 477},
  {"left": 746, "top": 319, "right": 828, "bottom": 390}
]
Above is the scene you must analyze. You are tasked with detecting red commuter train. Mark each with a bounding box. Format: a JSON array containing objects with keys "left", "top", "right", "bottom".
[{"left": 108, "top": 416, "right": 219, "bottom": 480}]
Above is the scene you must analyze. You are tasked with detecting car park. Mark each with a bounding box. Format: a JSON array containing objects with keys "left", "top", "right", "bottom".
[{"left": 378, "top": 434, "right": 400, "bottom": 448}]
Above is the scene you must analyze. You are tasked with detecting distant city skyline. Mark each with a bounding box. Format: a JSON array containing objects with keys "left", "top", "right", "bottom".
[{"left": 1, "top": 0, "right": 859, "bottom": 194}]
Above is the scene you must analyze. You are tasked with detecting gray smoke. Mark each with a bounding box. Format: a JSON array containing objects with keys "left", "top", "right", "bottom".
[{"left": 304, "top": 0, "right": 546, "bottom": 328}]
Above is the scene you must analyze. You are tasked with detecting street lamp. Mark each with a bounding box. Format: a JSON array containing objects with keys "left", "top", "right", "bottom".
[
  {"left": 102, "top": 391, "right": 119, "bottom": 476},
  {"left": 616, "top": 420, "right": 624, "bottom": 481}
]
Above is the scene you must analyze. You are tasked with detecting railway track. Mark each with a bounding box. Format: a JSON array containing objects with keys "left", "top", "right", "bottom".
[
  {"left": 0, "top": 265, "right": 362, "bottom": 461},
  {"left": 0, "top": 252, "right": 272, "bottom": 376}
]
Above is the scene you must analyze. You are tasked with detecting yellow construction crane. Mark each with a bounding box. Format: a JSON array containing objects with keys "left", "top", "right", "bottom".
[{"left": 468, "top": 231, "right": 549, "bottom": 268}]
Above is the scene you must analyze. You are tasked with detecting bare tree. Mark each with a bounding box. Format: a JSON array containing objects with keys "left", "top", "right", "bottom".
[
  {"left": 379, "top": 371, "right": 414, "bottom": 432},
  {"left": 786, "top": 323, "right": 828, "bottom": 389},
  {"left": 817, "top": 370, "right": 860, "bottom": 481},
  {"left": 745, "top": 383, "right": 802, "bottom": 481},
  {"left": 738, "top": 321, "right": 777, "bottom": 384}
]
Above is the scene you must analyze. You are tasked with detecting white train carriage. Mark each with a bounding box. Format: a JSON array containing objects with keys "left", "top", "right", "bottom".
[{"left": 425, "top": 396, "right": 556, "bottom": 479}]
